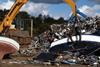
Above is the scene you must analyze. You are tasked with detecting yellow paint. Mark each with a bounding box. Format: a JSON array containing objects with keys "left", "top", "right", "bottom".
[
  {"left": 0, "top": 0, "right": 28, "bottom": 33},
  {"left": 64, "top": 0, "right": 76, "bottom": 16}
]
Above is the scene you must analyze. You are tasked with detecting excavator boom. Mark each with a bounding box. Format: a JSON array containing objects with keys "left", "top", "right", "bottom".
[
  {"left": 64, "top": 0, "right": 76, "bottom": 16},
  {"left": 0, "top": 0, "right": 28, "bottom": 33}
]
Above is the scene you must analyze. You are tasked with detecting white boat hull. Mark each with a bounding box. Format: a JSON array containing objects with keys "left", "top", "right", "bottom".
[
  {"left": 0, "top": 36, "right": 20, "bottom": 59},
  {"left": 50, "top": 35, "right": 100, "bottom": 48}
]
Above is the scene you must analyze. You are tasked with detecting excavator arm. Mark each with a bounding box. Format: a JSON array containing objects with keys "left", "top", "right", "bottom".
[
  {"left": 64, "top": 0, "right": 76, "bottom": 16},
  {"left": 0, "top": 0, "right": 28, "bottom": 33}
]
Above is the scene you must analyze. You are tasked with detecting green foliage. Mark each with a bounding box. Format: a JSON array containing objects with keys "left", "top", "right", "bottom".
[{"left": 0, "top": 10, "right": 66, "bottom": 36}]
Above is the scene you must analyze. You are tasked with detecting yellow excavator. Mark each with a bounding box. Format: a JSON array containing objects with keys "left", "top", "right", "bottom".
[
  {"left": 0, "top": 0, "right": 28, "bottom": 34},
  {"left": 64, "top": 0, "right": 76, "bottom": 16}
]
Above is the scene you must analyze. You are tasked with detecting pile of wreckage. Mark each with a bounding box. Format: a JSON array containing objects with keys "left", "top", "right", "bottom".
[
  {"left": 13, "top": 16, "right": 100, "bottom": 66},
  {"left": 31, "top": 16, "right": 100, "bottom": 66}
]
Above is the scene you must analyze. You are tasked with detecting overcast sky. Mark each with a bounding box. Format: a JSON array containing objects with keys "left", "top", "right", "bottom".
[{"left": 0, "top": 0, "right": 100, "bottom": 19}]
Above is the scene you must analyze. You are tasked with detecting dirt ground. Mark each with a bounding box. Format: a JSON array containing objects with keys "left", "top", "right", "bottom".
[
  {"left": 0, "top": 64, "right": 91, "bottom": 67},
  {"left": 0, "top": 56, "right": 99, "bottom": 67}
]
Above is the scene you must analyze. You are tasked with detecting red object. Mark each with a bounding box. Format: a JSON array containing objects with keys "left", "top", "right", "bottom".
[{"left": 0, "top": 37, "right": 19, "bottom": 60}]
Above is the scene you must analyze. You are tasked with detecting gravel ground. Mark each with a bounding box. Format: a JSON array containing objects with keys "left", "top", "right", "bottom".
[
  {"left": 0, "top": 56, "right": 99, "bottom": 67},
  {"left": 0, "top": 56, "right": 94, "bottom": 67},
  {"left": 0, "top": 64, "right": 91, "bottom": 67}
]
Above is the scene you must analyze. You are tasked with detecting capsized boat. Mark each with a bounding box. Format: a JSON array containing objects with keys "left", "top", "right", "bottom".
[
  {"left": 0, "top": 36, "right": 20, "bottom": 59},
  {"left": 49, "top": 35, "right": 100, "bottom": 55},
  {"left": 50, "top": 35, "right": 100, "bottom": 48}
]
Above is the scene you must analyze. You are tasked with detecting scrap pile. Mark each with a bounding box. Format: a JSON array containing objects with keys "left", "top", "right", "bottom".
[
  {"left": 7, "top": 16, "right": 100, "bottom": 66},
  {"left": 31, "top": 16, "right": 100, "bottom": 65}
]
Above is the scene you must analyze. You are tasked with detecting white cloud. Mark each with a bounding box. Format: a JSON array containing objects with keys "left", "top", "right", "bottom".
[
  {"left": 50, "top": 14, "right": 67, "bottom": 20},
  {"left": 0, "top": 0, "right": 49, "bottom": 17},
  {"left": 42, "top": 10, "right": 48, "bottom": 15},
  {"left": 1, "top": 0, "right": 14, "bottom": 10},
  {"left": 21, "top": 2, "right": 49, "bottom": 16},
  {"left": 50, "top": 14, "right": 60, "bottom": 20},
  {"left": 0, "top": 5, "right": 3, "bottom": 10},
  {"left": 79, "top": 5, "right": 100, "bottom": 17},
  {"left": 93, "top": 5, "right": 100, "bottom": 10}
]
